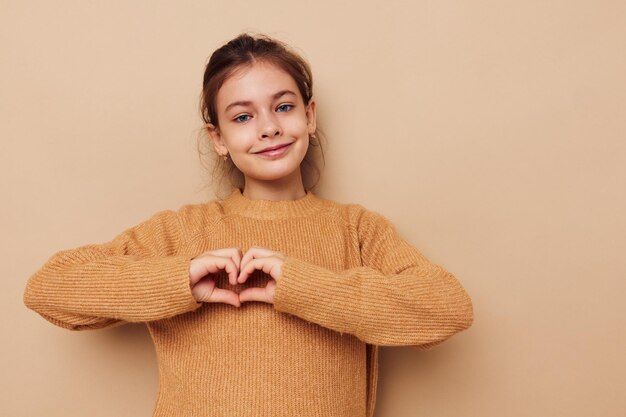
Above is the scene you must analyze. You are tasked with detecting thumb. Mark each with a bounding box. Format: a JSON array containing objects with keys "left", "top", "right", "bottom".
[
  {"left": 191, "top": 279, "right": 241, "bottom": 307},
  {"left": 239, "top": 280, "right": 276, "bottom": 304}
]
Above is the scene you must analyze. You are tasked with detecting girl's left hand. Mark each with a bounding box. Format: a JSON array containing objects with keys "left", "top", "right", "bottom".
[{"left": 237, "top": 246, "right": 286, "bottom": 304}]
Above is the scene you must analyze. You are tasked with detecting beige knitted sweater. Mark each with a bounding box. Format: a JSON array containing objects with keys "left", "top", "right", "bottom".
[{"left": 24, "top": 188, "right": 474, "bottom": 417}]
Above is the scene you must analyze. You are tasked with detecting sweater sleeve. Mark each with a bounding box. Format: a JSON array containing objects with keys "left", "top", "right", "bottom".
[
  {"left": 23, "top": 209, "right": 202, "bottom": 331},
  {"left": 272, "top": 207, "right": 474, "bottom": 348}
]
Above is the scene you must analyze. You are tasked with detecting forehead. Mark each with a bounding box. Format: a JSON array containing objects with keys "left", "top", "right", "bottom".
[{"left": 216, "top": 61, "right": 301, "bottom": 110}]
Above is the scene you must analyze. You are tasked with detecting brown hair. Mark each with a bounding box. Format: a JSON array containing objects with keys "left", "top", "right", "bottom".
[{"left": 198, "top": 32, "right": 326, "bottom": 197}]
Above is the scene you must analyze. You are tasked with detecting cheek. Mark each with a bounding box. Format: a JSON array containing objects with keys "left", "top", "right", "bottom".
[
  {"left": 292, "top": 133, "right": 310, "bottom": 158},
  {"left": 283, "top": 115, "right": 309, "bottom": 135},
  {"left": 221, "top": 127, "right": 255, "bottom": 151}
]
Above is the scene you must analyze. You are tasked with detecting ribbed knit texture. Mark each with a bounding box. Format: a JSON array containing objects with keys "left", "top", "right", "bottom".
[{"left": 24, "top": 188, "right": 474, "bottom": 417}]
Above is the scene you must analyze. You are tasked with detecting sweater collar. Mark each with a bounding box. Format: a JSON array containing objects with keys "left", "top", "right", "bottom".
[{"left": 220, "top": 187, "right": 323, "bottom": 219}]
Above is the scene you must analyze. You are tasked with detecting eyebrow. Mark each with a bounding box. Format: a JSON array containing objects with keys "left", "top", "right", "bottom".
[{"left": 224, "top": 90, "right": 297, "bottom": 113}]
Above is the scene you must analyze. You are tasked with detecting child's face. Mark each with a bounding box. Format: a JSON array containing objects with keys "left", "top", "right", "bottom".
[{"left": 207, "top": 61, "right": 316, "bottom": 189}]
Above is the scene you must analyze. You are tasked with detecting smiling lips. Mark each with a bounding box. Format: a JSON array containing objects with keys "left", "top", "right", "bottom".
[{"left": 254, "top": 142, "right": 292, "bottom": 157}]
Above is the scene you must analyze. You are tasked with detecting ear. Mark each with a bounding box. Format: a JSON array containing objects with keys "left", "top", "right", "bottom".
[
  {"left": 305, "top": 99, "right": 317, "bottom": 135},
  {"left": 206, "top": 123, "right": 227, "bottom": 155}
]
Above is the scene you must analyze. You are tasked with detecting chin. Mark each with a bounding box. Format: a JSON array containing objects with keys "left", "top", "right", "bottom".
[
  {"left": 255, "top": 170, "right": 301, "bottom": 182},
  {"left": 250, "top": 164, "right": 304, "bottom": 182}
]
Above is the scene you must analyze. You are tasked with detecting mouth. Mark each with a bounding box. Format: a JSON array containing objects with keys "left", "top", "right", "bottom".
[{"left": 254, "top": 142, "right": 292, "bottom": 157}]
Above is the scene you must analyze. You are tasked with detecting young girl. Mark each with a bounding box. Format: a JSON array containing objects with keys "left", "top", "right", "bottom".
[{"left": 24, "top": 33, "right": 473, "bottom": 417}]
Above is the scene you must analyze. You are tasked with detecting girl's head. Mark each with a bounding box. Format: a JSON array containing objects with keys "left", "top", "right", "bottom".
[{"left": 199, "top": 33, "right": 324, "bottom": 195}]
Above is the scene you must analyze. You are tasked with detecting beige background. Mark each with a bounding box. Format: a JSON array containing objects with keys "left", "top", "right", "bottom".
[{"left": 2, "top": 0, "right": 625, "bottom": 416}]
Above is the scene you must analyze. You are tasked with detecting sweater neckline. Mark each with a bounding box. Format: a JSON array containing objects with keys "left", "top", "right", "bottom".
[{"left": 221, "top": 187, "right": 323, "bottom": 219}]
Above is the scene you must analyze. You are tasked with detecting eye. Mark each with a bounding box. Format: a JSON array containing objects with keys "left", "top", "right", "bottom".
[
  {"left": 234, "top": 114, "right": 251, "bottom": 123},
  {"left": 276, "top": 104, "right": 293, "bottom": 112}
]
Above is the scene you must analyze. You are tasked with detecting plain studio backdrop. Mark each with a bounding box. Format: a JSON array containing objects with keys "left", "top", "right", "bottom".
[{"left": 1, "top": 1, "right": 625, "bottom": 416}]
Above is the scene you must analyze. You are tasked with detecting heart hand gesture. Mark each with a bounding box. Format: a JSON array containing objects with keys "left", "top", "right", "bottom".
[{"left": 188, "top": 246, "right": 285, "bottom": 306}]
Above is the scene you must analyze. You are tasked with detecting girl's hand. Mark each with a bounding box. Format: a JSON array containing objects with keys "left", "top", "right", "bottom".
[
  {"left": 237, "top": 246, "right": 286, "bottom": 304},
  {"left": 188, "top": 247, "right": 242, "bottom": 307}
]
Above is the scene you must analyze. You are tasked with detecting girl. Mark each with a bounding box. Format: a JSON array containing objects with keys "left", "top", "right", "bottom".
[{"left": 24, "top": 33, "right": 474, "bottom": 417}]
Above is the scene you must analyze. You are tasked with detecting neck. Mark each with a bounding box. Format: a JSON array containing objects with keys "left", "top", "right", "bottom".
[{"left": 242, "top": 172, "right": 306, "bottom": 201}]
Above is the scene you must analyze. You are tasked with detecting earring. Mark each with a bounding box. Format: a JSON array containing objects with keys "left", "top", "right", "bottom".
[{"left": 222, "top": 154, "right": 228, "bottom": 161}]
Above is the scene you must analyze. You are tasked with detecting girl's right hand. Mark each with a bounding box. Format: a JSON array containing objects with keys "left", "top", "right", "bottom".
[{"left": 188, "top": 247, "right": 242, "bottom": 307}]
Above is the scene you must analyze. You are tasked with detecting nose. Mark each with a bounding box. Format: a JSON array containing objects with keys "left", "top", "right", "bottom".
[{"left": 259, "top": 111, "right": 282, "bottom": 139}]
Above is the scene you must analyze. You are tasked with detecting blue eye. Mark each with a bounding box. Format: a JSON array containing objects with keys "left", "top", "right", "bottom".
[
  {"left": 234, "top": 114, "right": 251, "bottom": 123},
  {"left": 277, "top": 104, "right": 293, "bottom": 112}
]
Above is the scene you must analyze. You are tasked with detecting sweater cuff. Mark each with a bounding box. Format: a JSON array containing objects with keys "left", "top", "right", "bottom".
[
  {"left": 273, "top": 256, "right": 361, "bottom": 336},
  {"left": 124, "top": 255, "right": 202, "bottom": 322}
]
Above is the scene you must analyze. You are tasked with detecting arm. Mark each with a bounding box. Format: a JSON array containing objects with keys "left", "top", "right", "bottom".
[
  {"left": 272, "top": 207, "right": 474, "bottom": 348},
  {"left": 23, "top": 209, "right": 201, "bottom": 331}
]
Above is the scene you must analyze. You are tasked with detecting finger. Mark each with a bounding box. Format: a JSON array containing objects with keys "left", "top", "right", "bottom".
[
  {"left": 206, "top": 256, "right": 238, "bottom": 286},
  {"left": 190, "top": 279, "right": 216, "bottom": 302},
  {"left": 219, "top": 256, "right": 239, "bottom": 286},
  {"left": 239, "top": 287, "right": 270, "bottom": 303},
  {"left": 230, "top": 248, "right": 243, "bottom": 272},
  {"left": 242, "top": 247, "right": 285, "bottom": 262},
  {"left": 253, "top": 257, "right": 283, "bottom": 281},
  {"left": 191, "top": 280, "right": 240, "bottom": 307},
  {"left": 240, "top": 280, "right": 277, "bottom": 304},
  {"left": 240, "top": 246, "right": 275, "bottom": 275},
  {"left": 189, "top": 256, "right": 238, "bottom": 286},
  {"left": 237, "top": 257, "right": 262, "bottom": 284},
  {"left": 208, "top": 247, "right": 243, "bottom": 273},
  {"left": 239, "top": 256, "right": 284, "bottom": 284},
  {"left": 190, "top": 255, "right": 231, "bottom": 276},
  {"left": 208, "top": 287, "right": 241, "bottom": 307}
]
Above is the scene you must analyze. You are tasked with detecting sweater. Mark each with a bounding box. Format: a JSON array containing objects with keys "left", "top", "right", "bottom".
[{"left": 23, "top": 188, "right": 474, "bottom": 417}]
